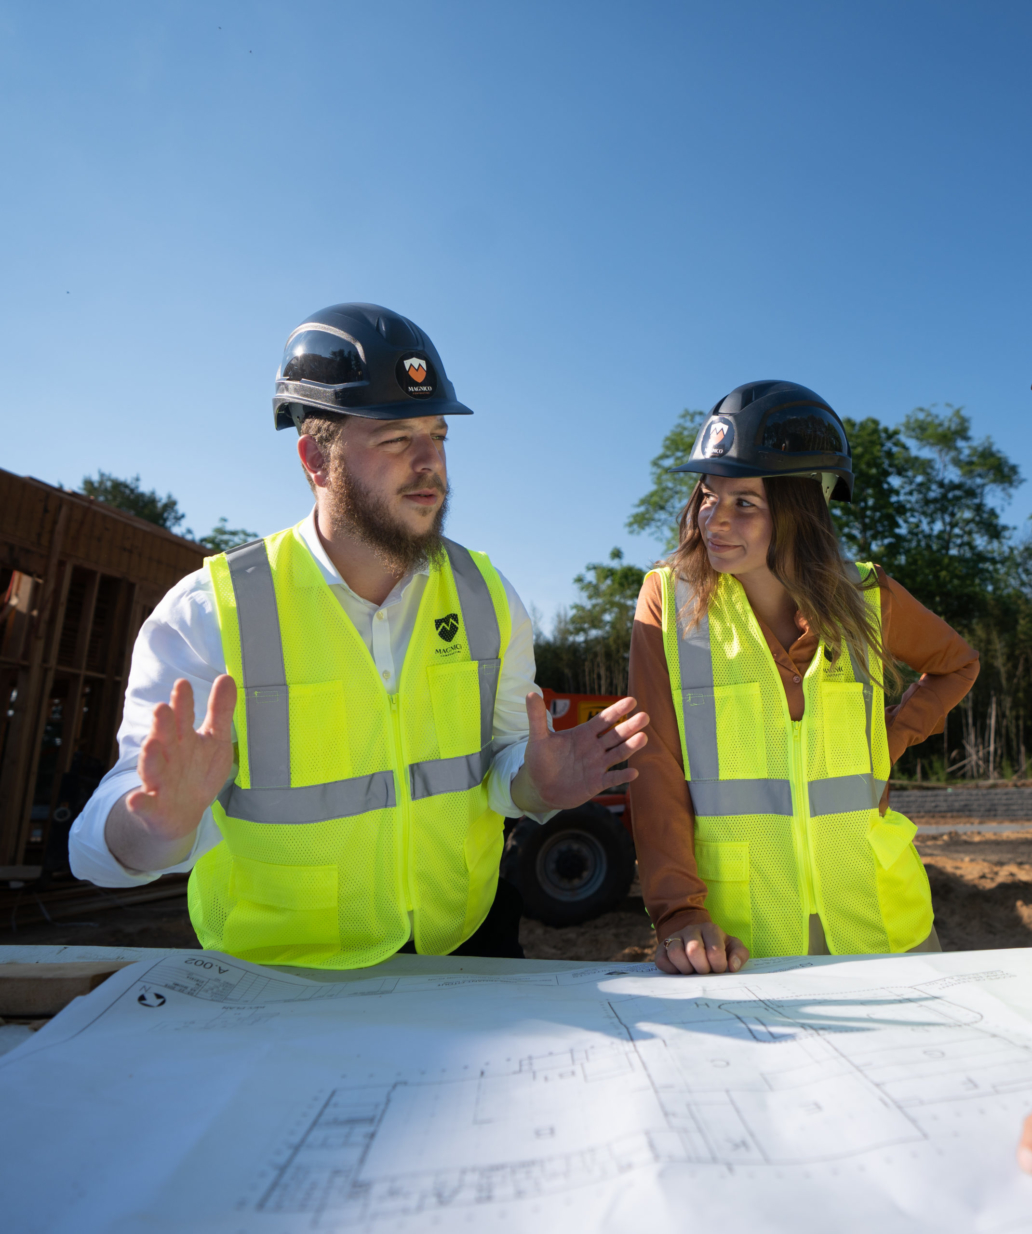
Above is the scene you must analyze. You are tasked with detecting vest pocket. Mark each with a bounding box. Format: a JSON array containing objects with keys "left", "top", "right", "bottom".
[
  {"left": 867, "top": 808, "right": 918, "bottom": 869},
  {"left": 696, "top": 840, "right": 752, "bottom": 950},
  {"left": 427, "top": 661, "right": 483, "bottom": 758},
  {"left": 712, "top": 683, "right": 767, "bottom": 780},
  {"left": 223, "top": 855, "right": 340, "bottom": 952},
  {"left": 821, "top": 681, "right": 869, "bottom": 776},
  {"left": 288, "top": 681, "right": 352, "bottom": 786}
]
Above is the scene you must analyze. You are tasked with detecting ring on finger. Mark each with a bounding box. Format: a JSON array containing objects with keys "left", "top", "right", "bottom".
[{"left": 662, "top": 936, "right": 684, "bottom": 949}]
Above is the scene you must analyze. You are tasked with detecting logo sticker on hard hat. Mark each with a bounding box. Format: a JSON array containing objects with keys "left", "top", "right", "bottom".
[
  {"left": 699, "top": 416, "right": 735, "bottom": 458},
  {"left": 396, "top": 353, "right": 437, "bottom": 399}
]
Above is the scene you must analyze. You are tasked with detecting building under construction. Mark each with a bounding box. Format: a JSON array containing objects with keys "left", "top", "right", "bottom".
[{"left": 0, "top": 469, "right": 207, "bottom": 894}]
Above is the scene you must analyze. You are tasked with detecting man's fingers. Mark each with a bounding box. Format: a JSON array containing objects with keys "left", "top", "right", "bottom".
[
  {"left": 1018, "top": 1112, "right": 1032, "bottom": 1173},
  {"left": 149, "top": 702, "right": 177, "bottom": 750},
  {"left": 202, "top": 674, "right": 238, "bottom": 741},
  {"left": 589, "top": 696, "right": 638, "bottom": 732},
  {"left": 605, "top": 711, "right": 650, "bottom": 745},
  {"left": 169, "top": 679, "right": 196, "bottom": 742},
  {"left": 726, "top": 936, "right": 750, "bottom": 973},
  {"left": 601, "top": 732, "right": 649, "bottom": 768},
  {"left": 525, "top": 692, "right": 550, "bottom": 744},
  {"left": 600, "top": 767, "right": 638, "bottom": 790}
]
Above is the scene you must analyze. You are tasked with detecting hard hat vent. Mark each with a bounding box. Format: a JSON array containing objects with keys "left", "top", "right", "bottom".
[{"left": 377, "top": 314, "right": 421, "bottom": 348}]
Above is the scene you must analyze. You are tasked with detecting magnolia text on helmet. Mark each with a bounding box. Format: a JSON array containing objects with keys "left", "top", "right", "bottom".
[
  {"left": 396, "top": 353, "right": 438, "bottom": 399},
  {"left": 700, "top": 416, "right": 735, "bottom": 458}
]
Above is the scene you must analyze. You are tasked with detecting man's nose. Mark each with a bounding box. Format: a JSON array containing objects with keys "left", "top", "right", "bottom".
[{"left": 411, "top": 434, "right": 443, "bottom": 472}]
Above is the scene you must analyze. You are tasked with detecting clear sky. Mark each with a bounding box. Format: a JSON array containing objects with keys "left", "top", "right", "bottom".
[{"left": 2, "top": 1, "right": 1029, "bottom": 624}]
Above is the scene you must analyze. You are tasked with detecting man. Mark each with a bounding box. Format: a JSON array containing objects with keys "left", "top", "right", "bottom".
[{"left": 70, "top": 303, "right": 648, "bottom": 966}]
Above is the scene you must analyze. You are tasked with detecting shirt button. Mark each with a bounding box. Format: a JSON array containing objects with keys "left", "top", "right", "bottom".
[
  {"left": 793, "top": 675, "right": 801, "bottom": 684},
  {"left": 382, "top": 669, "right": 391, "bottom": 680},
  {"left": 376, "top": 611, "right": 386, "bottom": 621}
]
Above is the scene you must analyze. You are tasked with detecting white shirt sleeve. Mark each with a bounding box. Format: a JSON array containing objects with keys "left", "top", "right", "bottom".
[
  {"left": 485, "top": 572, "right": 558, "bottom": 826},
  {"left": 68, "top": 568, "right": 229, "bottom": 888}
]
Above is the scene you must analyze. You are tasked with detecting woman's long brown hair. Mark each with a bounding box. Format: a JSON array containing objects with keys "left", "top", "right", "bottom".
[{"left": 668, "top": 475, "right": 899, "bottom": 689}]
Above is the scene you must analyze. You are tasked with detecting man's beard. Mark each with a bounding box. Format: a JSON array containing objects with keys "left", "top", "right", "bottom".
[{"left": 326, "top": 451, "right": 449, "bottom": 574}]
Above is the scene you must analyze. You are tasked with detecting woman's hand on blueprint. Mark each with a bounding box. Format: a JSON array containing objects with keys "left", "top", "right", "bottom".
[
  {"left": 656, "top": 922, "right": 749, "bottom": 976},
  {"left": 1019, "top": 1112, "right": 1032, "bottom": 1173}
]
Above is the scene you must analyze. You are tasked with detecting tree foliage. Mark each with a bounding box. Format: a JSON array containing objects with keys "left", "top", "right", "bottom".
[
  {"left": 534, "top": 549, "right": 645, "bottom": 695},
  {"left": 81, "top": 471, "right": 186, "bottom": 531},
  {"left": 625, "top": 408, "right": 704, "bottom": 551},
  {"left": 833, "top": 406, "right": 1021, "bottom": 627},
  {"left": 197, "top": 517, "right": 259, "bottom": 553},
  {"left": 79, "top": 472, "right": 257, "bottom": 551}
]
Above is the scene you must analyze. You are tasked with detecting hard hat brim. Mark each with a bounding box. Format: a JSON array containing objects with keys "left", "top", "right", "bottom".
[
  {"left": 669, "top": 457, "right": 853, "bottom": 502},
  {"left": 274, "top": 397, "right": 473, "bottom": 430}
]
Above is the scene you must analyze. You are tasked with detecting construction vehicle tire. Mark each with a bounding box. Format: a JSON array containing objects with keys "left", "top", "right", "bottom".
[{"left": 501, "top": 803, "right": 637, "bottom": 927}]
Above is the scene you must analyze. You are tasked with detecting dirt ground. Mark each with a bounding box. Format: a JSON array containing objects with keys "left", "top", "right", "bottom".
[{"left": 3, "top": 824, "right": 1031, "bottom": 960}]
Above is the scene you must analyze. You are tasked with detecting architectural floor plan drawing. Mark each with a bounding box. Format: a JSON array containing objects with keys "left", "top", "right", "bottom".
[{"left": 2, "top": 950, "right": 1032, "bottom": 1232}]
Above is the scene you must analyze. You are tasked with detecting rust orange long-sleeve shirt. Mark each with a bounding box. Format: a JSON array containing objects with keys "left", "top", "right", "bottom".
[{"left": 627, "top": 567, "right": 980, "bottom": 939}]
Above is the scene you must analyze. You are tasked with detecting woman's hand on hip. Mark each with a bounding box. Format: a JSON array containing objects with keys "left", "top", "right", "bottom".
[{"left": 656, "top": 923, "right": 749, "bottom": 975}]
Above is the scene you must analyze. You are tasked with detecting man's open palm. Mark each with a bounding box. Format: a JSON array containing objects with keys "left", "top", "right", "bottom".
[
  {"left": 125, "top": 676, "right": 237, "bottom": 841},
  {"left": 517, "top": 693, "right": 649, "bottom": 812}
]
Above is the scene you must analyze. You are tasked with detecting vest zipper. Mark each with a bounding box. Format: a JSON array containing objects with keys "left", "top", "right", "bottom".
[
  {"left": 388, "top": 693, "right": 415, "bottom": 916},
  {"left": 790, "top": 719, "right": 817, "bottom": 916}
]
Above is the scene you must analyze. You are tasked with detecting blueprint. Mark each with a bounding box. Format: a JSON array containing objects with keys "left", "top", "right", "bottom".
[{"left": 1, "top": 949, "right": 1032, "bottom": 1233}]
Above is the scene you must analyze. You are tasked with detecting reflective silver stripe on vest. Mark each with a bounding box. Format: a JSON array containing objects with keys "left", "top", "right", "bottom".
[
  {"left": 444, "top": 538, "right": 502, "bottom": 754},
  {"left": 410, "top": 746, "right": 493, "bottom": 801},
  {"left": 675, "top": 578, "right": 793, "bottom": 816},
  {"left": 690, "top": 778, "right": 794, "bottom": 817},
  {"left": 675, "top": 578, "right": 719, "bottom": 780},
  {"left": 226, "top": 539, "right": 291, "bottom": 790},
  {"left": 808, "top": 773, "right": 882, "bottom": 817},
  {"left": 217, "top": 771, "right": 396, "bottom": 824}
]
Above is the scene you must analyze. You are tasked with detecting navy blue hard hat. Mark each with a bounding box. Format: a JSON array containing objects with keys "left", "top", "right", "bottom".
[
  {"left": 273, "top": 303, "right": 473, "bottom": 429},
  {"left": 670, "top": 380, "right": 853, "bottom": 502}
]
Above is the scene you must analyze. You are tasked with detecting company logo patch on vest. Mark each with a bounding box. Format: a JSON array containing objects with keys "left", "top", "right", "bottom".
[
  {"left": 435, "top": 613, "right": 459, "bottom": 642},
  {"left": 434, "top": 612, "right": 463, "bottom": 656}
]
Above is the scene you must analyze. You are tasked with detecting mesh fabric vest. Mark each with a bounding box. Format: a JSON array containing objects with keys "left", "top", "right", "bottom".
[
  {"left": 187, "top": 524, "right": 512, "bottom": 969},
  {"left": 654, "top": 564, "right": 933, "bottom": 956}
]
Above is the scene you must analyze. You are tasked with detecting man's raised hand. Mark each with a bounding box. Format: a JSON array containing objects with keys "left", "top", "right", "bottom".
[
  {"left": 510, "top": 693, "right": 648, "bottom": 815},
  {"left": 125, "top": 675, "right": 237, "bottom": 842}
]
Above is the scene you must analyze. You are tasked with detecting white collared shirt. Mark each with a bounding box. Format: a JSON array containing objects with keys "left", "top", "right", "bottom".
[{"left": 69, "top": 511, "right": 550, "bottom": 888}]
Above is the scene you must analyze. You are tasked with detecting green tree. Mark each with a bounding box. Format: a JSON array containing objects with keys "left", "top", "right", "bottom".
[
  {"left": 81, "top": 471, "right": 186, "bottom": 531},
  {"left": 534, "top": 549, "right": 646, "bottom": 695},
  {"left": 79, "top": 472, "right": 257, "bottom": 550},
  {"left": 625, "top": 408, "right": 705, "bottom": 551},
  {"left": 197, "top": 517, "right": 259, "bottom": 553},
  {"left": 831, "top": 417, "right": 913, "bottom": 567},
  {"left": 837, "top": 406, "right": 1021, "bottom": 626}
]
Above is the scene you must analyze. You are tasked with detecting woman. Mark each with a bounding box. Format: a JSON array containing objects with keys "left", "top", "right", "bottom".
[{"left": 628, "top": 381, "right": 979, "bottom": 976}]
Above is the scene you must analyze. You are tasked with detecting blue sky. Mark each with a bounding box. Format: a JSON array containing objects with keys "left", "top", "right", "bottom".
[{"left": 2, "top": 1, "right": 1029, "bottom": 624}]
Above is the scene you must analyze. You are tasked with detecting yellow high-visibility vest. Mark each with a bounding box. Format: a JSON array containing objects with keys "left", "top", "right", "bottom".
[
  {"left": 187, "top": 524, "right": 512, "bottom": 969},
  {"left": 653, "top": 563, "right": 933, "bottom": 956}
]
